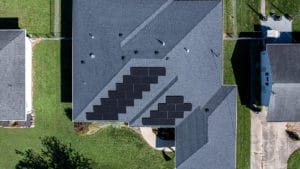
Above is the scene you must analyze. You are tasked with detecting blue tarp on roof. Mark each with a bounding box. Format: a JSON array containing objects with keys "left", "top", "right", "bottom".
[{"left": 260, "top": 51, "right": 272, "bottom": 106}]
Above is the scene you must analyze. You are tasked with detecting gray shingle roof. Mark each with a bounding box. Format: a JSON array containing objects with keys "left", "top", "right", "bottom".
[
  {"left": 0, "top": 30, "right": 25, "bottom": 121},
  {"left": 73, "top": 1, "right": 236, "bottom": 168},
  {"left": 267, "top": 44, "right": 300, "bottom": 83},
  {"left": 266, "top": 44, "right": 300, "bottom": 121}
]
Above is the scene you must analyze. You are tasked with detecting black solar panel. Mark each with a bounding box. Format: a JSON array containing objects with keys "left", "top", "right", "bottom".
[
  {"left": 168, "top": 111, "right": 184, "bottom": 118},
  {"left": 158, "top": 103, "right": 176, "bottom": 111},
  {"left": 142, "top": 118, "right": 175, "bottom": 125},
  {"left": 150, "top": 110, "right": 168, "bottom": 118},
  {"left": 149, "top": 67, "right": 166, "bottom": 76},
  {"left": 166, "top": 96, "right": 184, "bottom": 103},
  {"left": 175, "top": 103, "right": 192, "bottom": 111}
]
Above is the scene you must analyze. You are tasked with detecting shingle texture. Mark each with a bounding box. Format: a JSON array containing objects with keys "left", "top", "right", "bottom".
[
  {"left": 266, "top": 44, "right": 300, "bottom": 121},
  {"left": 0, "top": 30, "right": 25, "bottom": 120},
  {"left": 73, "top": 1, "right": 236, "bottom": 168}
]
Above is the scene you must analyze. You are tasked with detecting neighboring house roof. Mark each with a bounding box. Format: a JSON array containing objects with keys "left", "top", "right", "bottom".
[
  {"left": 73, "top": 0, "right": 237, "bottom": 168},
  {"left": 0, "top": 30, "right": 26, "bottom": 121},
  {"left": 266, "top": 44, "right": 300, "bottom": 121}
]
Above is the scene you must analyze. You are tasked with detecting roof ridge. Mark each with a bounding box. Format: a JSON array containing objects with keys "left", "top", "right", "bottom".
[{"left": 0, "top": 31, "right": 23, "bottom": 51}]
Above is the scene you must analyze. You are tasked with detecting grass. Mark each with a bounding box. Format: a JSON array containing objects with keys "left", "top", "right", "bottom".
[
  {"left": 0, "top": 0, "right": 54, "bottom": 37},
  {"left": 224, "top": 0, "right": 235, "bottom": 36},
  {"left": 288, "top": 149, "right": 300, "bottom": 169},
  {"left": 223, "top": 40, "right": 251, "bottom": 169},
  {"left": 0, "top": 41, "right": 174, "bottom": 169},
  {"left": 236, "top": 0, "right": 260, "bottom": 34}
]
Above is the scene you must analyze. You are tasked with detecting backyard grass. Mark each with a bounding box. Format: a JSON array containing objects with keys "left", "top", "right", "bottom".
[
  {"left": 236, "top": 0, "right": 260, "bottom": 34},
  {"left": 223, "top": 0, "right": 235, "bottom": 36},
  {"left": 0, "top": 0, "right": 54, "bottom": 36},
  {"left": 288, "top": 149, "right": 300, "bottom": 169},
  {"left": 223, "top": 40, "right": 251, "bottom": 169},
  {"left": 0, "top": 41, "right": 174, "bottom": 169}
]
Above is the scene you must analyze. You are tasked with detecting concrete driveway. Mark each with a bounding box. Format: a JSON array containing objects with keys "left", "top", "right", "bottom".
[{"left": 251, "top": 108, "right": 300, "bottom": 169}]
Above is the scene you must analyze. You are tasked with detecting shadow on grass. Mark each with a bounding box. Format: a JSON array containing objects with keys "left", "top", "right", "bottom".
[
  {"left": 65, "top": 108, "right": 72, "bottom": 121},
  {"left": 162, "top": 150, "right": 172, "bottom": 161},
  {"left": 231, "top": 32, "right": 263, "bottom": 110},
  {"left": 0, "top": 18, "right": 19, "bottom": 29},
  {"left": 60, "top": 0, "right": 73, "bottom": 102}
]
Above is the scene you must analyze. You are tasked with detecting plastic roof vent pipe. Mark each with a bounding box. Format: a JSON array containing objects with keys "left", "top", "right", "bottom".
[
  {"left": 157, "top": 39, "right": 165, "bottom": 46},
  {"left": 90, "top": 53, "right": 95, "bottom": 59},
  {"left": 89, "top": 33, "right": 94, "bottom": 39},
  {"left": 184, "top": 47, "right": 190, "bottom": 53}
]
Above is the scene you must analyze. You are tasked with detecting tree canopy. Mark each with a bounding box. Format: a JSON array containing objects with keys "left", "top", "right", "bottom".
[{"left": 15, "top": 136, "right": 92, "bottom": 169}]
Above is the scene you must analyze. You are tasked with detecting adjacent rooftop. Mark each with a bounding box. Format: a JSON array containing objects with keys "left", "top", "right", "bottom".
[{"left": 266, "top": 44, "right": 300, "bottom": 121}]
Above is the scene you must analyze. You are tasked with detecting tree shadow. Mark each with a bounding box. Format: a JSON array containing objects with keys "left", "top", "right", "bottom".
[
  {"left": 247, "top": 4, "right": 266, "bottom": 21},
  {"left": 231, "top": 33, "right": 263, "bottom": 110},
  {"left": 60, "top": 0, "right": 73, "bottom": 102},
  {"left": 64, "top": 108, "right": 72, "bottom": 121},
  {"left": 0, "top": 18, "right": 19, "bottom": 29}
]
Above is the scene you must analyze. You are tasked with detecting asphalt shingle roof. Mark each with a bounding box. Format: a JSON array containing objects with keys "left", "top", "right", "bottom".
[
  {"left": 73, "top": 1, "right": 236, "bottom": 168},
  {"left": 0, "top": 30, "right": 25, "bottom": 121},
  {"left": 266, "top": 44, "right": 300, "bottom": 121}
]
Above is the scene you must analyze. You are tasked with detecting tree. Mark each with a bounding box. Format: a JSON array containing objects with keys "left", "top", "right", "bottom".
[{"left": 15, "top": 136, "right": 92, "bottom": 169}]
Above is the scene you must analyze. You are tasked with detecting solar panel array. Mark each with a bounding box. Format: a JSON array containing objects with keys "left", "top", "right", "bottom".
[
  {"left": 86, "top": 67, "right": 166, "bottom": 120},
  {"left": 142, "top": 96, "right": 192, "bottom": 125}
]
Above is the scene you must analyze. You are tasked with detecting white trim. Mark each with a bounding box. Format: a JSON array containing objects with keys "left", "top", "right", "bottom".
[{"left": 25, "top": 34, "right": 33, "bottom": 118}]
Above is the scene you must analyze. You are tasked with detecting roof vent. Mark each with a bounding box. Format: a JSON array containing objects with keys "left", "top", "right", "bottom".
[
  {"left": 165, "top": 57, "right": 169, "bottom": 60},
  {"left": 154, "top": 50, "right": 159, "bottom": 55},
  {"left": 134, "top": 50, "right": 139, "bottom": 54},
  {"left": 205, "top": 108, "right": 209, "bottom": 112},
  {"left": 156, "top": 39, "right": 165, "bottom": 46},
  {"left": 210, "top": 49, "right": 219, "bottom": 57},
  {"left": 118, "top": 33, "right": 123, "bottom": 37},
  {"left": 81, "top": 60, "right": 85, "bottom": 64},
  {"left": 89, "top": 33, "right": 94, "bottom": 39},
  {"left": 184, "top": 47, "right": 190, "bottom": 53},
  {"left": 121, "top": 56, "right": 125, "bottom": 60},
  {"left": 82, "top": 81, "right": 87, "bottom": 85},
  {"left": 89, "top": 53, "right": 95, "bottom": 59}
]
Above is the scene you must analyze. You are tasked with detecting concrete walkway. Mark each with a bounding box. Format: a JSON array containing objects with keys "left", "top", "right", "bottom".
[
  {"left": 251, "top": 107, "right": 300, "bottom": 169},
  {"left": 140, "top": 127, "right": 175, "bottom": 152},
  {"left": 54, "top": 0, "right": 60, "bottom": 37},
  {"left": 261, "top": 0, "right": 266, "bottom": 16}
]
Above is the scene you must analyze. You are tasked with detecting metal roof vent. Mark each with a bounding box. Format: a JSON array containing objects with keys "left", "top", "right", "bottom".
[
  {"left": 81, "top": 60, "right": 85, "bottom": 64},
  {"left": 157, "top": 39, "right": 165, "bottom": 46},
  {"left": 89, "top": 53, "right": 95, "bottom": 59},
  {"left": 118, "top": 33, "right": 123, "bottom": 37},
  {"left": 184, "top": 47, "right": 190, "bottom": 53},
  {"left": 89, "top": 33, "right": 94, "bottom": 39}
]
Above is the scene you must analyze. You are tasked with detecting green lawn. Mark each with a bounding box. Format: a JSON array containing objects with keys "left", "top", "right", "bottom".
[
  {"left": 288, "top": 149, "right": 300, "bottom": 169},
  {"left": 224, "top": 0, "right": 235, "bottom": 36},
  {"left": 0, "top": 41, "right": 174, "bottom": 169},
  {"left": 0, "top": 0, "right": 54, "bottom": 36},
  {"left": 223, "top": 40, "right": 251, "bottom": 169},
  {"left": 236, "top": 0, "right": 260, "bottom": 34}
]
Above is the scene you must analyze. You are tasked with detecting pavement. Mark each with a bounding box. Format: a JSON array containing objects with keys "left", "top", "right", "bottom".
[
  {"left": 261, "top": 17, "right": 292, "bottom": 43},
  {"left": 251, "top": 107, "right": 300, "bottom": 169},
  {"left": 140, "top": 127, "right": 175, "bottom": 152}
]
